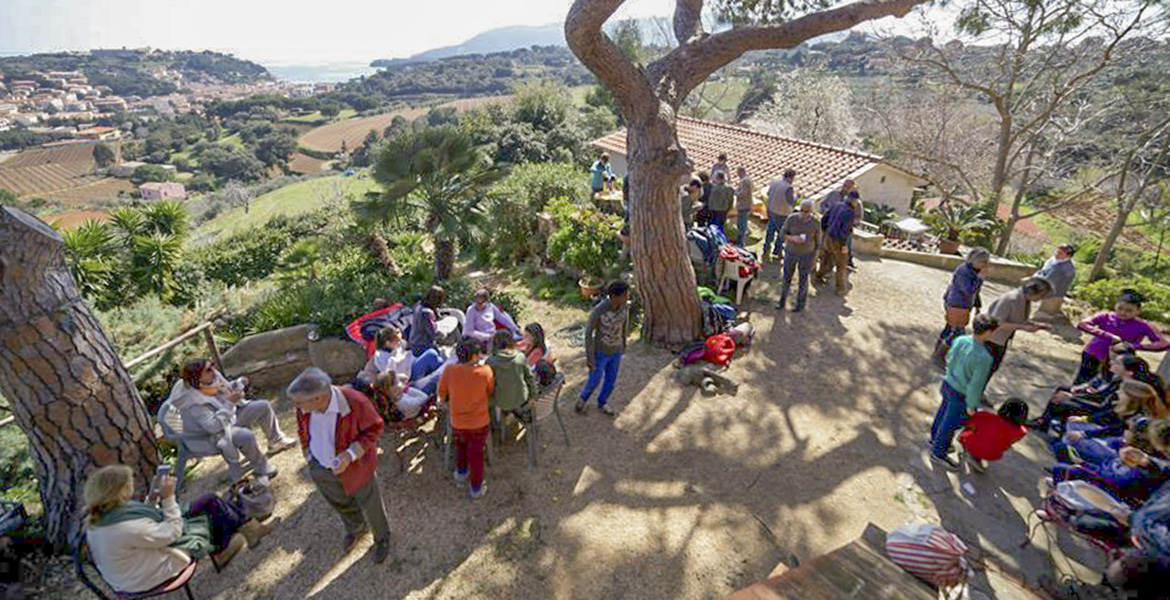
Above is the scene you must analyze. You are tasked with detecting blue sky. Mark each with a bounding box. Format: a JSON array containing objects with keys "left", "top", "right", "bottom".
[{"left": 0, "top": 0, "right": 676, "bottom": 64}]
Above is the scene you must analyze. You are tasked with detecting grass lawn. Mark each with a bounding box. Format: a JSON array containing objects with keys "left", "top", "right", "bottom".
[
  {"left": 569, "top": 85, "right": 594, "bottom": 107},
  {"left": 336, "top": 108, "right": 357, "bottom": 120},
  {"left": 682, "top": 77, "right": 749, "bottom": 122},
  {"left": 218, "top": 133, "right": 244, "bottom": 148},
  {"left": 194, "top": 174, "right": 378, "bottom": 243},
  {"left": 284, "top": 111, "right": 324, "bottom": 123}
]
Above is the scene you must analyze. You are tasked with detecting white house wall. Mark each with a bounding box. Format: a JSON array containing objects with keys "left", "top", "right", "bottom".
[{"left": 854, "top": 165, "right": 920, "bottom": 216}]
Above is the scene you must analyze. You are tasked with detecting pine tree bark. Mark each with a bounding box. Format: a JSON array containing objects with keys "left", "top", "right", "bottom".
[{"left": 0, "top": 207, "right": 159, "bottom": 547}]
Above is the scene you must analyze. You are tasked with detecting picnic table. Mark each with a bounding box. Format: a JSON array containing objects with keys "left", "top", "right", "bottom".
[{"left": 723, "top": 524, "right": 938, "bottom": 600}]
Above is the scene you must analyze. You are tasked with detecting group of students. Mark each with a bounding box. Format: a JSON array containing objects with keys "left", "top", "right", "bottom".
[{"left": 926, "top": 245, "right": 1170, "bottom": 597}]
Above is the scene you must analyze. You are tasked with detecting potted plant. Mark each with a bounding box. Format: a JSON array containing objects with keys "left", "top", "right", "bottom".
[
  {"left": 546, "top": 198, "right": 623, "bottom": 298},
  {"left": 929, "top": 203, "right": 993, "bottom": 255}
]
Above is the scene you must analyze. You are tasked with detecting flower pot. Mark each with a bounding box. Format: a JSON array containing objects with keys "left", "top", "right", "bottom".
[
  {"left": 578, "top": 276, "right": 603, "bottom": 299},
  {"left": 939, "top": 239, "right": 961, "bottom": 255}
]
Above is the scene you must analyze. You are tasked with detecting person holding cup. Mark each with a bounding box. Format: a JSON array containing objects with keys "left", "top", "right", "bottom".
[{"left": 775, "top": 199, "right": 821, "bottom": 312}]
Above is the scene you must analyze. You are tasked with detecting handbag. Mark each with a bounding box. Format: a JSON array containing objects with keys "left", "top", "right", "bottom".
[{"left": 231, "top": 476, "right": 275, "bottom": 522}]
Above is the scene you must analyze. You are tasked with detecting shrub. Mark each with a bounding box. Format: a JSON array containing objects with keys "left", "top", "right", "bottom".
[
  {"left": 192, "top": 209, "right": 332, "bottom": 286},
  {"left": 546, "top": 197, "right": 625, "bottom": 279},
  {"left": 485, "top": 162, "right": 587, "bottom": 265},
  {"left": 1076, "top": 277, "right": 1170, "bottom": 324}
]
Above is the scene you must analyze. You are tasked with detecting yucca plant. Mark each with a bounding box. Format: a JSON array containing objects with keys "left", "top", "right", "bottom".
[
  {"left": 929, "top": 203, "right": 994, "bottom": 242},
  {"left": 141, "top": 201, "right": 190, "bottom": 237},
  {"left": 355, "top": 126, "right": 508, "bottom": 279},
  {"left": 61, "top": 220, "right": 120, "bottom": 308},
  {"left": 130, "top": 232, "right": 183, "bottom": 302}
]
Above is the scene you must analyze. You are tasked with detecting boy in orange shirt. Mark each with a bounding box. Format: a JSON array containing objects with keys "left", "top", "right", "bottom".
[{"left": 438, "top": 337, "right": 495, "bottom": 499}]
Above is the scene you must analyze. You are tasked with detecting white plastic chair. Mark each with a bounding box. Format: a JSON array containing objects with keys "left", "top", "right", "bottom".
[
  {"left": 518, "top": 373, "right": 569, "bottom": 467},
  {"left": 157, "top": 399, "right": 254, "bottom": 492},
  {"left": 717, "top": 258, "right": 753, "bottom": 305}
]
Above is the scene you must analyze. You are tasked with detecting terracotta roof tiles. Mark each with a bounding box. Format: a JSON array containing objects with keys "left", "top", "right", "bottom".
[{"left": 591, "top": 116, "right": 884, "bottom": 200}]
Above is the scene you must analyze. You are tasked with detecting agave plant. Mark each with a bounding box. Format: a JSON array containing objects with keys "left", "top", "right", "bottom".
[
  {"left": 929, "top": 203, "right": 994, "bottom": 242},
  {"left": 355, "top": 126, "right": 508, "bottom": 279}
]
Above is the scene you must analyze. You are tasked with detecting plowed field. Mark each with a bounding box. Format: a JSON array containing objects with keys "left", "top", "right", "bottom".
[
  {"left": 299, "top": 95, "right": 511, "bottom": 153},
  {"left": 0, "top": 143, "right": 101, "bottom": 197}
]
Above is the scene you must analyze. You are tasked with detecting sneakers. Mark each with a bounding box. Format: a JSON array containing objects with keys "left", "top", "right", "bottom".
[
  {"left": 599, "top": 404, "right": 616, "bottom": 416},
  {"left": 342, "top": 527, "right": 369, "bottom": 552},
  {"left": 964, "top": 453, "right": 988, "bottom": 473},
  {"left": 453, "top": 469, "right": 469, "bottom": 488},
  {"left": 268, "top": 436, "right": 299, "bottom": 456},
  {"left": 574, "top": 398, "right": 588, "bottom": 414},
  {"left": 791, "top": 304, "right": 804, "bottom": 313},
  {"left": 469, "top": 483, "right": 486, "bottom": 500},
  {"left": 930, "top": 453, "right": 960, "bottom": 471},
  {"left": 775, "top": 298, "right": 787, "bottom": 310}
]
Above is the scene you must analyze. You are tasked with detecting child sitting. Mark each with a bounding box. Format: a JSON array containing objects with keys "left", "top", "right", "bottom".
[
  {"left": 368, "top": 372, "right": 430, "bottom": 423},
  {"left": 959, "top": 398, "right": 1029, "bottom": 472},
  {"left": 359, "top": 327, "right": 414, "bottom": 387},
  {"left": 486, "top": 330, "right": 537, "bottom": 414},
  {"left": 518, "top": 323, "right": 555, "bottom": 368}
]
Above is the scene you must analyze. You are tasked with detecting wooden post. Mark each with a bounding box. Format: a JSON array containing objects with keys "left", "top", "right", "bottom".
[{"left": 204, "top": 324, "right": 223, "bottom": 372}]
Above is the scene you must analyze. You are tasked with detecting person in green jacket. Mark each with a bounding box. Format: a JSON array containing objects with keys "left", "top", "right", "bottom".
[
  {"left": 929, "top": 313, "right": 1001, "bottom": 470},
  {"left": 486, "top": 330, "right": 538, "bottom": 414}
]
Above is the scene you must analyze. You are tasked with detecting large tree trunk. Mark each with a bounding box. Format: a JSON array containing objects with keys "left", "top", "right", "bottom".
[
  {"left": 435, "top": 239, "right": 455, "bottom": 280},
  {"left": 0, "top": 207, "right": 159, "bottom": 548},
  {"left": 1089, "top": 200, "right": 1133, "bottom": 281},
  {"left": 627, "top": 111, "right": 703, "bottom": 345}
]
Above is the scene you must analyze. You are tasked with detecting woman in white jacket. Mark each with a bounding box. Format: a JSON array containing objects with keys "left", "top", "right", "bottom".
[
  {"left": 84, "top": 465, "right": 276, "bottom": 593},
  {"left": 168, "top": 360, "right": 296, "bottom": 483}
]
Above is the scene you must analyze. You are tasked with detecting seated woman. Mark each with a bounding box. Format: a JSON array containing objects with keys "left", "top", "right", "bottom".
[
  {"left": 1029, "top": 343, "right": 1142, "bottom": 431},
  {"left": 84, "top": 465, "right": 276, "bottom": 594},
  {"left": 518, "top": 323, "right": 556, "bottom": 368},
  {"left": 367, "top": 371, "right": 431, "bottom": 423},
  {"left": 358, "top": 327, "right": 415, "bottom": 387},
  {"left": 1052, "top": 417, "right": 1170, "bottom": 507},
  {"left": 168, "top": 360, "right": 297, "bottom": 483},
  {"left": 464, "top": 289, "right": 521, "bottom": 348},
  {"left": 1054, "top": 377, "right": 1168, "bottom": 462}
]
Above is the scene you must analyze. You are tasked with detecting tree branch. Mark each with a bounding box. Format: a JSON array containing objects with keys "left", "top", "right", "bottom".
[
  {"left": 653, "top": 0, "right": 929, "bottom": 99},
  {"left": 565, "top": 0, "right": 658, "bottom": 120},
  {"left": 673, "top": 0, "right": 705, "bottom": 45}
]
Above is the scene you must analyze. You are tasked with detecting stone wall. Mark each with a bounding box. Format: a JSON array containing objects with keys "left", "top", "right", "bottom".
[{"left": 220, "top": 324, "right": 367, "bottom": 394}]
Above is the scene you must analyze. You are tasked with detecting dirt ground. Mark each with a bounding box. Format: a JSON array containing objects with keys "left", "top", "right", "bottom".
[{"left": 167, "top": 256, "right": 1137, "bottom": 600}]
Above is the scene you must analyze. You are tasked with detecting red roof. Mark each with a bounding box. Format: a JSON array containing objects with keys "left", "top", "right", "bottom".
[{"left": 591, "top": 116, "right": 896, "bottom": 199}]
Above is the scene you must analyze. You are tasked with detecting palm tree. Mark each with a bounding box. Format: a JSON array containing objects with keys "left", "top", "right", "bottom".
[{"left": 355, "top": 126, "right": 508, "bottom": 279}]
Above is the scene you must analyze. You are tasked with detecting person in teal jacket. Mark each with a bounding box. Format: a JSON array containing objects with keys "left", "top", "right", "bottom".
[
  {"left": 590, "top": 153, "right": 615, "bottom": 195},
  {"left": 930, "top": 314, "right": 1001, "bottom": 470}
]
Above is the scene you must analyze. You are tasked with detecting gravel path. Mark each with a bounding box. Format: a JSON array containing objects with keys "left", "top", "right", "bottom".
[{"left": 175, "top": 256, "right": 1132, "bottom": 600}]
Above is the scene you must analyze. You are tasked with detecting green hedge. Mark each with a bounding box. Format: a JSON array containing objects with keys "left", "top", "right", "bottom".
[{"left": 1077, "top": 276, "right": 1170, "bottom": 324}]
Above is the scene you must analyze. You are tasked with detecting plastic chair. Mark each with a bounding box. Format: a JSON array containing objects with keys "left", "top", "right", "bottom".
[
  {"left": 519, "top": 373, "right": 569, "bottom": 467},
  {"left": 156, "top": 400, "right": 252, "bottom": 493},
  {"left": 74, "top": 538, "right": 201, "bottom": 600},
  {"left": 717, "top": 258, "right": 753, "bottom": 305}
]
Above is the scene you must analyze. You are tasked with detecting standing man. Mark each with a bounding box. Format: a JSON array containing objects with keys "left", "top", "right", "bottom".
[
  {"left": 734, "top": 166, "right": 754, "bottom": 247},
  {"left": 816, "top": 196, "right": 856, "bottom": 296},
  {"left": 1034, "top": 243, "right": 1077, "bottom": 317},
  {"left": 679, "top": 177, "right": 702, "bottom": 228},
  {"left": 845, "top": 189, "right": 864, "bottom": 269},
  {"left": 983, "top": 276, "right": 1053, "bottom": 374},
  {"left": 576, "top": 280, "right": 630, "bottom": 417},
  {"left": 590, "top": 153, "right": 614, "bottom": 196},
  {"left": 707, "top": 171, "right": 734, "bottom": 231},
  {"left": 929, "top": 315, "right": 1001, "bottom": 471},
  {"left": 819, "top": 179, "right": 855, "bottom": 214},
  {"left": 287, "top": 367, "right": 390, "bottom": 563},
  {"left": 776, "top": 199, "right": 821, "bottom": 312},
  {"left": 763, "top": 169, "right": 797, "bottom": 260},
  {"left": 711, "top": 153, "right": 730, "bottom": 180}
]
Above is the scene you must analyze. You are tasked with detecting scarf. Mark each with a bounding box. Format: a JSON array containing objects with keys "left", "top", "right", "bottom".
[{"left": 95, "top": 501, "right": 214, "bottom": 558}]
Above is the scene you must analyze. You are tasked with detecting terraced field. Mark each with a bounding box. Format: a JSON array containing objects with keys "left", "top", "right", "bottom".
[
  {"left": 44, "top": 177, "right": 136, "bottom": 205},
  {"left": 299, "top": 95, "right": 511, "bottom": 153},
  {"left": 0, "top": 143, "right": 101, "bottom": 197}
]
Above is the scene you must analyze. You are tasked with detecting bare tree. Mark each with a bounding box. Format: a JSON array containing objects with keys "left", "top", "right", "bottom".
[
  {"left": 0, "top": 207, "right": 159, "bottom": 547},
  {"left": 222, "top": 180, "right": 254, "bottom": 215},
  {"left": 566, "top": 0, "right": 928, "bottom": 345},
  {"left": 747, "top": 68, "right": 859, "bottom": 146}
]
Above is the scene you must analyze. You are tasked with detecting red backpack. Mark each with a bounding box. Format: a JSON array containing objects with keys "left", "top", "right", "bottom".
[{"left": 703, "top": 333, "right": 736, "bottom": 367}]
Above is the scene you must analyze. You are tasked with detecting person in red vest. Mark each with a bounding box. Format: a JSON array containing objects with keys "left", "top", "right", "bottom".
[
  {"left": 958, "top": 398, "right": 1029, "bottom": 472},
  {"left": 288, "top": 367, "right": 390, "bottom": 564}
]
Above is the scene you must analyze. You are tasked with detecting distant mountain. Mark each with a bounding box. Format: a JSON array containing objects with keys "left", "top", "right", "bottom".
[{"left": 372, "top": 24, "right": 566, "bottom": 67}]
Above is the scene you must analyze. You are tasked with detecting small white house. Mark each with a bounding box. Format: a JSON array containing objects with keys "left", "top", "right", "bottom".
[{"left": 591, "top": 116, "right": 928, "bottom": 216}]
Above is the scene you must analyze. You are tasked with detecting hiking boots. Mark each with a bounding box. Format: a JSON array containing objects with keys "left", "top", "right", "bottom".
[
  {"left": 211, "top": 533, "right": 246, "bottom": 570},
  {"left": 240, "top": 516, "right": 280, "bottom": 548}
]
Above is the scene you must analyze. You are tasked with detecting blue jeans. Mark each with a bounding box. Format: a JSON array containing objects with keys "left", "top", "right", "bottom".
[
  {"left": 736, "top": 210, "right": 751, "bottom": 247},
  {"left": 779, "top": 252, "right": 814, "bottom": 308},
  {"left": 930, "top": 381, "right": 968, "bottom": 458},
  {"left": 581, "top": 351, "right": 622, "bottom": 407},
  {"left": 762, "top": 212, "right": 785, "bottom": 257},
  {"left": 410, "top": 348, "right": 442, "bottom": 382}
]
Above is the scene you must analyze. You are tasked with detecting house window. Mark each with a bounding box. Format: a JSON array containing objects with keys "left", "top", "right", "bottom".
[{"left": 880, "top": 175, "right": 887, "bottom": 183}]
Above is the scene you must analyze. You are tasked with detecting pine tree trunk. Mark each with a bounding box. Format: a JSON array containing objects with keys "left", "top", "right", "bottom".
[
  {"left": 626, "top": 113, "right": 702, "bottom": 346},
  {"left": 0, "top": 207, "right": 159, "bottom": 548},
  {"left": 435, "top": 239, "right": 455, "bottom": 280}
]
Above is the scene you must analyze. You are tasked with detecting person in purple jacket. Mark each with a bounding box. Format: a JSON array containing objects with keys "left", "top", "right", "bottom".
[
  {"left": 464, "top": 289, "right": 520, "bottom": 349},
  {"left": 933, "top": 247, "right": 990, "bottom": 368},
  {"left": 1075, "top": 289, "right": 1169, "bottom": 384}
]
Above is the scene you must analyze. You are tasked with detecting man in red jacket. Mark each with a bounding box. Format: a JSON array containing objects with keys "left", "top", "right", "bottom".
[{"left": 288, "top": 367, "right": 389, "bottom": 564}]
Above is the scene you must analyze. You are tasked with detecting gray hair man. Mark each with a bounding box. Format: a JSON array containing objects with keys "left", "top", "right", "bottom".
[
  {"left": 776, "top": 199, "right": 822, "bottom": 312},
  {"left": 982, "top": 276, "right": 1054, "bottom": 375},
  {"left": 1034, "top": 243, "right": 1077, "bottom": 317},
  {"left": 287, "top": 367, "right": 391, "bottom": 564}
]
